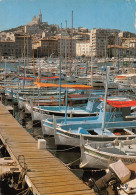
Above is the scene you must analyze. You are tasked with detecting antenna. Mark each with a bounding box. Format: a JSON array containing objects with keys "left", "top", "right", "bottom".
[{"left": 65, "top": 20, "right": 67, "bottom": 29}]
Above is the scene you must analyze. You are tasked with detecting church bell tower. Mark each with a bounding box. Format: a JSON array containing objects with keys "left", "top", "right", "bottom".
[{"left": 39, "top": 9, "right": 42, "bottom": 23}]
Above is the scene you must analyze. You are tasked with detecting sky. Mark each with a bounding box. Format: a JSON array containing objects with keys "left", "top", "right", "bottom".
[{"left": 0, "top": 0, "right": 136, "bottom": 33}]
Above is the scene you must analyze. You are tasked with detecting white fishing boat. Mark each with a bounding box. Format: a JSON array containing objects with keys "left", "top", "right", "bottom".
[
  {"left": 17, "top": 90, "right": 65, "bottom": 110},
  {"left": 80, "top": 137, "right": 136, "bottom": 169},
  {"left": 114, "top": 73, "right": 136, "bottom": 90}
]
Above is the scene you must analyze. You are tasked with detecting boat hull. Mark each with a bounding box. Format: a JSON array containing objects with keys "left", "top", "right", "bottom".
[
  {"left": 18, "top": 100, "right": 25, "bottom": 109},
  {"left": 55, "top": 132, "right": 80, "bottom": 147},
  {"left": 80, "top": 145, "right": 136, "bottom": 169},
  {"left": 42, "top": 124, "right": 54, "bottom": 136}
]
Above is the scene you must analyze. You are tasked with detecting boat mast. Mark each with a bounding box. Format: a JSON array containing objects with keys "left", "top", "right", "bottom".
[
  {"left": 0, "top": 48, "right": 1, "bottom": 70},
  {"left": 4, "top": 59, "right": 6, "bottom": 88},
  {"left": 91, "top": 48, "right": 93, "bottom": 87},
  {"left": 59, "top": 32, "right": 62, "bottom": 110},
  {"left": 70, "top": 10, "right": 73, "bottom": 75},
  {"left": 65, "top": 20, "right": 67, "bottom": 71},
  {"left": 23, "top": 26, "right": 26, "bottom": 91},
  {"left": 33, "top": 49, "right": 35, "bottom": 77},
  {"left": 101, "top": 66, "right": 110, "bottom": 133},
  {"left": 64, "top": 87, "right": 68, "bottom": 124}
]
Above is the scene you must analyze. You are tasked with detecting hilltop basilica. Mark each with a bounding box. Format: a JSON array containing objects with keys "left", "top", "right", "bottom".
[
  {"left": 26, "top": 10, "right": 49, "bottom": 34},
  {"left": 27, "top": 10, "right": 42, "bottom": 26}
]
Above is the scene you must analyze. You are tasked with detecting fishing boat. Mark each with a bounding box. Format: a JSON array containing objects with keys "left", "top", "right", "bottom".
[
  {"left": 54, "top": 114, "right": 136, "bottom": 147},
  {"left": 114, "top": 73, "right": 136, "bottom": 90},
  {"left": 41, "top": 95, "right": 130, "bottom": 136},
  {"left": 54, "top": 67, "right": 136, "bottom": 147},
  {"left": 17, "top": 90, "right": 65, "bottom": 109},
  {"left": 32, "top": 82, "right": 93, "bottom": 121},
  {"left": 32, "top": 102, "right": 97, "bottom": 121},
  {"left": 25, "top": 95, "right": 65, "bottom": 114},
  {"left": 80, "top": 137, "right": 136, "bottom": 169}
]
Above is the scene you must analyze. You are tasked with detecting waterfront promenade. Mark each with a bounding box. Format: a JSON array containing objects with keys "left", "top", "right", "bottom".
[{"left": 0, "top": 102, "right": 95, "bottom": 195}]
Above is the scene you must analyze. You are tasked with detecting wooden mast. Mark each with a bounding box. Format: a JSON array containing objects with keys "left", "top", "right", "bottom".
[
  {"left": 33, "top": 49, "right": 35, "bottom": 76},
  {"left": 70, "top": 10, "right": 73, "bottom": 74},
  {"left": 101, "top": 66, "right": 110, "bottom": 133},
  {"left": 23, "top": 26, "right": 26, "bottom": 91}
]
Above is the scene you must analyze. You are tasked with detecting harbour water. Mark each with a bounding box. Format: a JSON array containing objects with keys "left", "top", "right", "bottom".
[{"left": 1, "top": 60, "right": 136, "bottom": 73}]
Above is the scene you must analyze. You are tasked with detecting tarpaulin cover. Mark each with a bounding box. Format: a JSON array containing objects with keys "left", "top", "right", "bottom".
[
  {"left": 20, "top": 76, "right": 34, "bottom": 80},
  {"left": 41, "top": 76, "right": 59, "bottom": 80},
  {"left": 100, "top": 97, "right": 136, "bottom": 108},
  {"left": 20, "top": 76, "right": 59, "bottom": 81},
  {"left": 34, "top": 78, "right": 93, "bottom": 89},
  {"left": 115, "top": 75, "right": 127, "bottom": 79}
]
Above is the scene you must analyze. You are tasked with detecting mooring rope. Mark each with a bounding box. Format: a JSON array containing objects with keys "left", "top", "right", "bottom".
[
  {"left": 16, "top": 188, "right": 29, "bottom": 195},
  {"left": 31, "top": 121, "right": 41, "bottom": 126},
  {"left": 13, "top": 155, "right": 28, "bottom": 191},
  {"left": 64, "top": 157, "right": 81, "bottom": 166},
  {"left": 47, "top": 146, "right": 78, "bottom": 152}
]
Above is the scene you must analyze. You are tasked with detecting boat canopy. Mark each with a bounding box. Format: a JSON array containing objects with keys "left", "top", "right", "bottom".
[
  {"left": 100, "top": 97, "right": 136, "bottom": 108},
  {"left": 20, "top": 76, "right": 34, "bottom": 80},
  {"left": 20, "top": 76, "right": 59, "bottom": 81},
  {"left": 42, "top": 76, "right": 59, "bottom": 80},
  {"left": 34, "top": 79, "right": 93, "bottom": 90},
  {"left": 115, "top": 74, "right": 136, "bottom": 79}
]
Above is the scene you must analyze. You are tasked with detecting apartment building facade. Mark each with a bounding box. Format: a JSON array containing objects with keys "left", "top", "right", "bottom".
[
  {"left": 0, "top": 33, "right": 32, "bottom": 58},
  {"left": 32, "top": 38, "right": 58, "bottom": 57},
  {"left": 76, "top": 41, "right": 91, "bottom": 57},
  {"left": 58, "top": 37, "right": 76, "bottom": 58},
  {"left": 89, "top": 28, "right": 120, "bottom": 58}
]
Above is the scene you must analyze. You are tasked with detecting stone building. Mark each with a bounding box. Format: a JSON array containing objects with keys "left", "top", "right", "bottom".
[
  {"left": 89, "top": 28, "right": 120, "bottom": 58},
  {"left": 58, "top": 37, "right": 76, "bottom": 58},
  {"left": 32, "top": 38, "right": 58, "bottom": 57},
  {"left": 0, "top": 33, "right": 32, "bottom": 58},
  {"left": 76, "top": 41, "right": 91, "bottom": 57},
  {"left": 118, "top": 31, "right": 136, "bottom": 39},
  {"left": 108, "top": 45, "right": 136, "bottom": 58},
  {"left": 108, "top": 37, "right": 136, "bottom": 58}
]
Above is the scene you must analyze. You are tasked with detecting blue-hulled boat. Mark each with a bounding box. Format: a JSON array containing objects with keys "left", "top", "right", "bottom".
[
  {"left": 41, "top": 95, "right": 136, "bottom": 136},
  {"left": 41, "top": 99, "right": 123, "bottom": 136},
  {"left": 53, "top": 95, "right": 136, "bottom": 147},
  {"left": 54, "top": 120, "right": 136, "bottom": 147},
  {"left": 32, "top": 97, "right": 101, "bottom": 121}
]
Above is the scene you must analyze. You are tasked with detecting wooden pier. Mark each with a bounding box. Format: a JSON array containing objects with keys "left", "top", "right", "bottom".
[{"left": 0, "top": 102, "right": 95, "bottom": 195}]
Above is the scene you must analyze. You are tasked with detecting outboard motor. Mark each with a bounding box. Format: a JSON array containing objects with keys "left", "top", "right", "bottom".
[{"left": 89, "top": 160, "right": 131, "bottom": 195}]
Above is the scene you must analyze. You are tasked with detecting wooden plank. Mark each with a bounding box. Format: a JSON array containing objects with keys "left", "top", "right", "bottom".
[
  {"left": 34, "top": 184, "right": 90, "bottom": 194},
  {"left": 0, "top": 102, "right": 94, "bottom": 195},
  {"left": 47, "top": 190, "right": 95, "bottom": 195}
]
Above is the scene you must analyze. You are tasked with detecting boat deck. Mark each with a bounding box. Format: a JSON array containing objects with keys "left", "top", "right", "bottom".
[{"left": 0, "top": 102, "right": 95, "bottom": 195}]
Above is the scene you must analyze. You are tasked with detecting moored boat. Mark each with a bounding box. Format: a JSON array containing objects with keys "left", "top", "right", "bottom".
[{"left": 80, "top": 137, "right": 136, "bottom": 169}]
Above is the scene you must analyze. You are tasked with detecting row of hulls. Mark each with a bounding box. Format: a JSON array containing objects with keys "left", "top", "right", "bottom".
[{"left": 3, "top": 84, "right": 136, "bottom": 170}]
